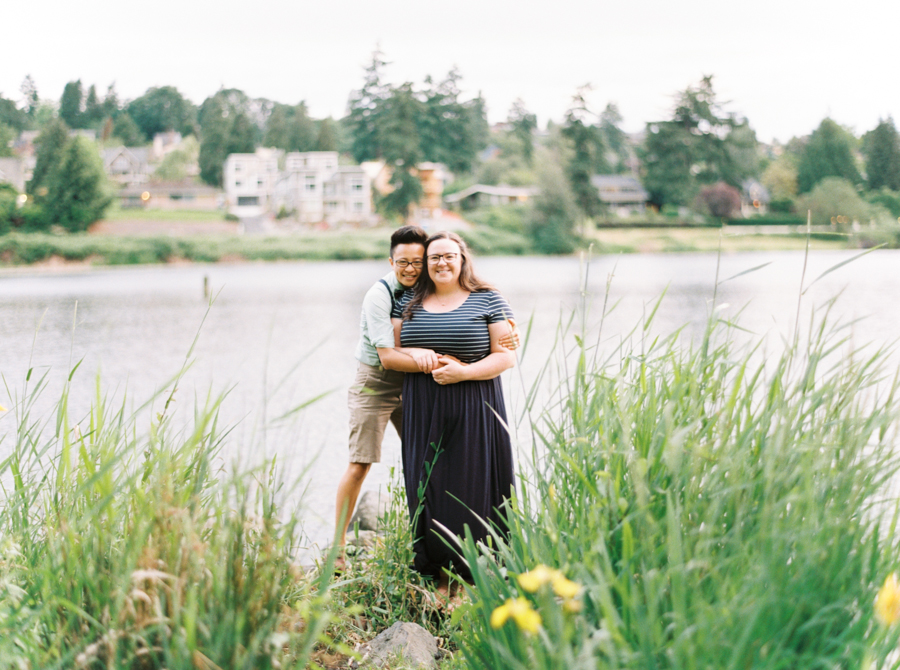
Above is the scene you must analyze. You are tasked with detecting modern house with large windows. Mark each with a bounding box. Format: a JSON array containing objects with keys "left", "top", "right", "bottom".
[{"left": 224, "top": 150, "right": 373, "bottom": 223}]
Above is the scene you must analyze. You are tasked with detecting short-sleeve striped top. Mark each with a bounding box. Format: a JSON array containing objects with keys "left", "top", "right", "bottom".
[{"left": 392, "top": 290, "right": 514, "bottom": 364}]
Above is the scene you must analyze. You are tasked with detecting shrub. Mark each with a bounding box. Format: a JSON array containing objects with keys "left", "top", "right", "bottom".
[
  {"left": 696, "top": 181, "right": 742, "bottom": 218},
  {"left": 796, "top": 177, "right": 881, "bottom": 227}
]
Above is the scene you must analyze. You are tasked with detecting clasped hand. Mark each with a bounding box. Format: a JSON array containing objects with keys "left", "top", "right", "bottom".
[{"left": 431, "top": 356, "right": 467, "bottom": 385}]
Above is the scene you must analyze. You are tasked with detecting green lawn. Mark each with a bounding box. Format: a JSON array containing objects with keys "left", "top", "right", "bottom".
[{"left": 102, "top": 203, "right": 227, "bottom": 222}]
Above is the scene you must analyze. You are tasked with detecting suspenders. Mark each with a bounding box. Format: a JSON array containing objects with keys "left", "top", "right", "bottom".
[{"left": 378, "top": 278, "right": 397, "bottom": 315}]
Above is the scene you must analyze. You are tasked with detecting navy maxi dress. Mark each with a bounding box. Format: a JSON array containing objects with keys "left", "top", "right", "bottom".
[{"left": 393, "top": 290, "right": 516, "bottom": 579}]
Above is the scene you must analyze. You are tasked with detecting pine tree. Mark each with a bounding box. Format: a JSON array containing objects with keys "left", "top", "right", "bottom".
[
  {"left": 347, "top": 48, "right": 389, "bottom": 162},
  {"left": 59, "top": 80, "right": 84, "bottom": 129},
  {"left": 508, "top": 99, "right": 537, "bottom": 165},
  {"left": 28, "top": 118, "right": 69, "bottom": 196},
  {"left": 797, "top": 118, "right": 861, "bottom": 193},
  {"left": 378, "top": 83, "right": 423, "bottom": 220},
  {"left": 44, "top": 135, "right": 112, "bottom": 231},
  {"left": 315, "top": 117, "right": 338, "bottom": 151},
  {"left": 562, "top": 87, "right": 605, "bottom": 219},
  {"left": 864, "top": 118, "right": 900, "bottom": 192}
]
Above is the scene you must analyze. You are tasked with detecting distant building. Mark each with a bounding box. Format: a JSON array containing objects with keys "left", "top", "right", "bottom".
[
  {"left": 102, "top": 146, "right": 151, "bottom": 186},
  {"left": 0, "top": 157, "right": 26, "bottom": 192},
  {"left": 444, "top": 184, "right": 538, "bottom": 210},
  {"left": 274, "top": 151, "right": 372, "bottom": 224},
  {"left": 117, "top": 182, "right": 222, "bottom": 210},
  {"left": 414, "top": 163, "right": 453, "bottom": 221},
  {"left": 741, "top": 179, "right": 770, "bottom": 217},
  {"left": 590, "top": 175, "right": 649, "bottom": 216},
  {"left": 223, "top": 148, "right": 283, "bottom": 218},
  {"left": 151, "top": 131, "right": 183, "bottom": 162}
]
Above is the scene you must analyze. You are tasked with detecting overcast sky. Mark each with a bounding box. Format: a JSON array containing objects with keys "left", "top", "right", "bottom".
[{"left": 4, "top": 0, "right": 897, "bottom": 144}]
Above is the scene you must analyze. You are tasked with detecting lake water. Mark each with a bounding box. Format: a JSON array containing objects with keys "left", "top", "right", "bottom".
[{"left": 1, "top": 250, "right": 898, "bottom": 549}]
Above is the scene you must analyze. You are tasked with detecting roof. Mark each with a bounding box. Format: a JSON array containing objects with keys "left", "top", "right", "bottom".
[
  {"left": 444, "top": 183, "right": 538, "bottom": 204},
  {"left": 590, "top": 175, "right": 649, "bottom": 204},
  {"left": 102, "top": 146, "right": 150, "bottom": 168}
]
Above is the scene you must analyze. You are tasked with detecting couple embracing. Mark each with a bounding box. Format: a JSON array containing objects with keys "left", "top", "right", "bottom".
[{"left": 335, "top": 225, "right": 518, "bottom": 589}]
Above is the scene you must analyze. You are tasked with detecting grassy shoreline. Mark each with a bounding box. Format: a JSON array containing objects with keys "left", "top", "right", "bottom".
[
  {"left": 3, "top": 277, "right": 900, "bottom": 668},
  {"left": 0, "top": 223, "right": 882, "bottom": 268}
]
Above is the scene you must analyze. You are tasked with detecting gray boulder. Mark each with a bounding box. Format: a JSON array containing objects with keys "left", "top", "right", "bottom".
[
  {"left": 349, "top": 490, "right": 390, "bottom": 531},
  {"left": 358, "top": 621, "right": 439, "bottom": 669}
]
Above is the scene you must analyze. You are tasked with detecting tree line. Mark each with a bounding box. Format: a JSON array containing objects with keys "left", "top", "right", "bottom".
[{"left": 2, "top": 59, "right": 899, "bottom": 244}]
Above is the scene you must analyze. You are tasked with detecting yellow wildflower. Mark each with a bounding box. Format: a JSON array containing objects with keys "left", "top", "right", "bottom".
[
  {"left": 563, "top": 598, "right": 583, "bottom": 613},
  {"left": 876, "top": 574, "right": 900, "bottom": 625},
  {"left": 551, "top": 574, "right": 582, "bottom": 600},
  {"left": 517, "top": 565, "right": 558, "bottom": 592},
  {"left": 491, "top": 597, "right": 542, "bottom": 634}
]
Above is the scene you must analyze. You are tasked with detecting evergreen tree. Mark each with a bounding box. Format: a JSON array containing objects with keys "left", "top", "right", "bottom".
[
  {"left": 562, "top": 88, "right": 605, "bottom": 219},
  {"left": 864, "top": 118, "right": 900, "bottom": 191},
  {"left": 83, "top": 85, "right": 103, "bottom": 127},
  {"left": 315, "top": 117, "right": 338, "bottom": 151},
  {"left": 796, "top": 118, "right": 861, "bottom": 193},
  {"left": 20, "top": 75, "right": 39, "bottom": 119},
  {"left": 0, "top": 95, "right": 27, "bottom": 133},
  {"left": 346, "top": 48, "right": 389, "bottom": 162},
  {"left": 417, "top": 69, "right": 484, "bottom": 174},
  {"left": 28, "top": 118, "right": 69, "bottom": 196},
  {"left": 508, "top": 99, "right": 537, "bottom": 165},
  {"left": 641, "top": 76, "right": 757, "bottom": 207},
  {"left": 102, "top": 83, "right": 121, "bottom": 120},
  {"left": 600, "top": 103, "right": 628, "bottom": 173},
  {"left": 59, "top": 80, "right": 84, "bottom": 129},
  {"left": 111, "top": 114, "right": 145, "bottom": 146},
  {"left": 43, "top": 135, "right": 112, "bottom": 231},
  {"left": 378, "top": 83, "right": 423, "bottom": 220}
]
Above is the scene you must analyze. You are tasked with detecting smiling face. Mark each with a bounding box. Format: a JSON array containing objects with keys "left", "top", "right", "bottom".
[
  {"left": 390, "top": 243, "right": 425, "bottom": 288},
  {"left": 426, "top": 238, "right": 462, "bottom": 288}
]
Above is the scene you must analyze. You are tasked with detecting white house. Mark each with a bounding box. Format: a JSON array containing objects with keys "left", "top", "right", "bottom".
[
  {"left": 274, "top": 151, "right": 372, "bottom": 224},
  {"left": 102, "top": 147, "right": 151, "bottom": 186},
  {"left": 223, "top": 148, "right": 283, "bottom": 218}
]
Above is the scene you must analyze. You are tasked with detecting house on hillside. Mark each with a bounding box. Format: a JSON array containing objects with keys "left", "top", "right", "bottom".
[
  {"left": 273, "top": 151, "right": 372, "bottom": 224},
  {"left": 223, "top": 148, "right": 283, "bottom": 218},
  {"left": 118, "top": 182, "right": 222, "bottom": 210},
  {"left": 444, "top": 184, "right": 538, "bottom": 211},
  {"left": 102, "top": 147, "right": 151, "bottom": 186},
  {"left": 0, "top": 157, "right": 27, "bottom": 192},
  {"left": 590, "top": 175, "right": 649, "bottom": 216}
]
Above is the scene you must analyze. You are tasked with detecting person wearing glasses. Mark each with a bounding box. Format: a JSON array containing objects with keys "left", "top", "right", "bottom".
[
  {"left": 335, "top": 225, "right": 519, "bottom": 557},
  {"left": 391, "top": 231, "right": 517, "bottom": 592}
]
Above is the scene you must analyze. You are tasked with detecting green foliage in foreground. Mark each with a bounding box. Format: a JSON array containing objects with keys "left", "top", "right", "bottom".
[
  {"left": 0, "top": 372, "right": 335, "bottom": 669},
  {"left": 454, "top": 303, "right": 900, "bottom": 669}
]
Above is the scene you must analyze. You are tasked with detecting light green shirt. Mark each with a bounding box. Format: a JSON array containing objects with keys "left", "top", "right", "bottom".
[{"left": 354, "top": 272, "right": 401, "bottom": 367}]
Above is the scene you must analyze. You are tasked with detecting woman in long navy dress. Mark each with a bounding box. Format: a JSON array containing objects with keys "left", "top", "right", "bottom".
[{"left": 391, "top": 231, "right": 516, "bottom": 584}]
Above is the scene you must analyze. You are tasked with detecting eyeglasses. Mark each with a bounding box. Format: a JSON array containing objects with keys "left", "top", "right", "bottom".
[
  {"left": 427, "top": 253, "right": 459, "bottom": 264},
  {"left": 393, "top": 260, "right": 423, "bottom": 269}
]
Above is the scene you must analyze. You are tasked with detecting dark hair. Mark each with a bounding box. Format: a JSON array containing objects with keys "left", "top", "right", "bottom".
[
  {"left": 389, "top": 225, "right": 427, "bottom": 257},
  {"left": 403, "top": 231, "right": 495, "bottom": 320}
]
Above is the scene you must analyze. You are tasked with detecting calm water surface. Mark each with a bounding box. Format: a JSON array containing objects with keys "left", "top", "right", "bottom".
[{"left": 1, "top": 250, "right": 898, "bottom": 548}]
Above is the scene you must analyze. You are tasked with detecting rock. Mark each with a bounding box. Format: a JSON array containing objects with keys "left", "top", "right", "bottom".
[
  {"left": 358, "top": 622, "right": 439, "bottom": 669},
  {"left": 349, "top": 490, "right": 390, "bottom": 532}
]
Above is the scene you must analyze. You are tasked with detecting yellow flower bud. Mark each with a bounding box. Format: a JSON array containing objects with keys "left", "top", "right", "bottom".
[
  {"left": 517, "top": 565, "right": 558, "bottom": 593},
  {"left": 876, "top": 574, "right": 900, "bottom": 625},
  {"left": 491, "top": 597, "right": 542, "bottom": 634}
]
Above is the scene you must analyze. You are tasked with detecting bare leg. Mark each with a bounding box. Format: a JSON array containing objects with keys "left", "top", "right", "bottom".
[{"left": 334, "top": 462, "right": 372, "bottom": 549}]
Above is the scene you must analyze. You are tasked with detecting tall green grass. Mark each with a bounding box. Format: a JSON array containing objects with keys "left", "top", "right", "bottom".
[
  {"left": 453, "top": 293, "right": 900, "bottom": 668},
  {"left": 0, "top": 365, "right": 337, "bottom": 669}
]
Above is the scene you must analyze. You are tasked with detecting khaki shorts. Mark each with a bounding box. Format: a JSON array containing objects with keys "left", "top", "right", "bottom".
[{"left": 348, "top": 361, "right": 404, "bottom": 463}]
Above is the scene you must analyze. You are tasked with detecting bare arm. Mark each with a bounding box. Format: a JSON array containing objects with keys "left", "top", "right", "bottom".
[
  {"left": 431, "top": 321, "right": 516, "bottom": 384},
  {"left": 377, "top": 318, "right": 442, "bottom": 373}
]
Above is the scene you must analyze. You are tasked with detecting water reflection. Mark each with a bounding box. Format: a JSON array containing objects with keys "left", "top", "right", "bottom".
[{"left": 1, "top": 250, "right": 898, "bottom": 548}]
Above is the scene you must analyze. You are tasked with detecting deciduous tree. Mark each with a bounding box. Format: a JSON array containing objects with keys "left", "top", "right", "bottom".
[
  {"left": 315, "top": 117, "right": 338, "bottom": 151},
  {"left": 198, "top": 89, "right": 258, "bottom": 186},
  {"left": 128, "top": 86, "right": 197, "bottom": 141}
]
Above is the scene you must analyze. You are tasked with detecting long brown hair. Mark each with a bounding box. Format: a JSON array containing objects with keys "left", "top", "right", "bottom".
[{"left": 402, "top": 231, "right": 495, "bottom": 320}]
